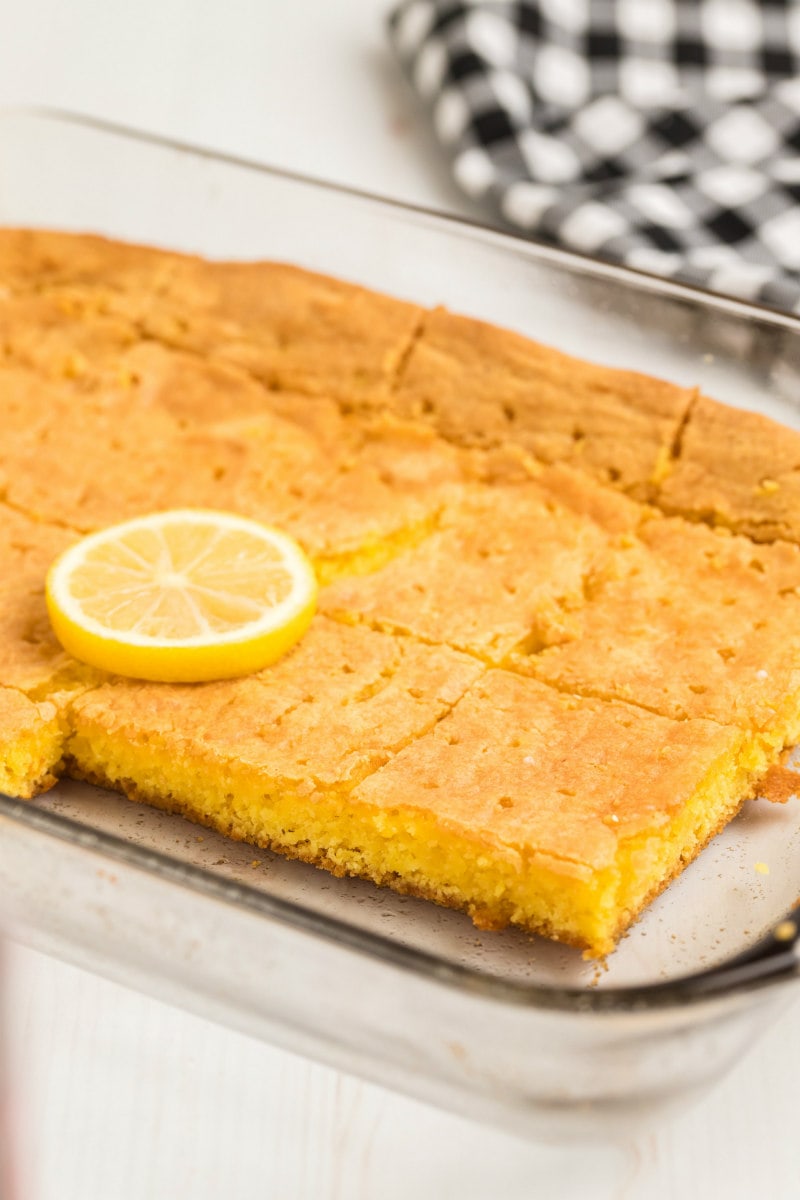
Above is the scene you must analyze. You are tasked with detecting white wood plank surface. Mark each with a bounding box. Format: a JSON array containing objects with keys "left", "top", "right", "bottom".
[
  {"left": 5, "top": 943, "right": 800, "bottom": 1200},
  {"left": 0, "top": 0, "right": 799, "bottom": 1194}
]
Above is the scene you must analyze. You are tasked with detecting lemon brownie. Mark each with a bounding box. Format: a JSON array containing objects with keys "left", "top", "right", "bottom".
[{"left": 1, "top": 230, "right": 799, "bottom": 957}]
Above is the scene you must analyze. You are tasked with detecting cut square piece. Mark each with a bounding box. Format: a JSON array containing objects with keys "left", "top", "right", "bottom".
[
  {"left": 658, "top": 394, "right": 800, "bottom": 544},
  {"left": 322, "top": 474, "right": 637, "bottom": 662},
  {"left": 67, "top": 618, "right": 484, "bottom": 851},
  {"left": 391, "top": 307, "right": 695, "bottom": 497},
  {"left": 521, "top": 514, "right": 800, "bottom": 739},
  {"left": 351, "top": 671, "right": 766, "bottom": 955}
]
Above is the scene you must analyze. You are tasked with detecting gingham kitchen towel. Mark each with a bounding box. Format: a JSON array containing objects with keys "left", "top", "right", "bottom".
[{"left": 388, "top": 0, "right": 800, "bottom": 312}]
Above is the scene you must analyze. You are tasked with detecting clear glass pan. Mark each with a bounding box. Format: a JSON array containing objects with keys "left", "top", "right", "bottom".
[{"left": 1, "top": 107, "right": 799, "bottom": 1140}]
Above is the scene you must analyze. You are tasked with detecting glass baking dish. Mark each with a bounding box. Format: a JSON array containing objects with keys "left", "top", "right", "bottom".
[{"left": 1, "top": 107, "right": 800, "bottom": 1142}]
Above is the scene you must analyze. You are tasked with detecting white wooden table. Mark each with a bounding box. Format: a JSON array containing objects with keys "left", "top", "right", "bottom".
[{"left": 1, "top": 1, "right": 799, "bottom": 1195}]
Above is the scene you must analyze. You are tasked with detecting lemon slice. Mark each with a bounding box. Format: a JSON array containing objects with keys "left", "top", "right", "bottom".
[{"left": 46, "top": 509, "right": 318, "bottom": 683}]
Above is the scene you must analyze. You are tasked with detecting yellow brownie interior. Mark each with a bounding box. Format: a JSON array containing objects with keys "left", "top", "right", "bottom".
[
  {"left": 0, "top": 688, "right": 65, "bottom": 798},
  {"left": 2, "top": 229, "right": 800, "bottom": 958}
]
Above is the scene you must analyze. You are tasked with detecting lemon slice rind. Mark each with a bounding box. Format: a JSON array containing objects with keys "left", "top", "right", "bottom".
[{"left": 46, "top": 509, "right": 318, "bottom": 683}]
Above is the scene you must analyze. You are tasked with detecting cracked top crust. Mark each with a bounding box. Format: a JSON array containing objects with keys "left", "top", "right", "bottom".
[
  {"left": 352, "top": 670, "right": 746, "bottom": 872},
  {"left": 518, "top": 514, "right": 800, "bottom": 731},
  {"left": 657, "top": 394, "right": 800, "bottom": 545},
  {"left": 322, "top": 475, "right": 630, "bottom": 663},
  {"left": 389, "top": 307, "right": 697, "bottom": 500},
  {"left": 2, "top": 229, "right": 797, "bottom": 542},
  {"left": 70, "top": 618, "right": 483, "bottom": 789},
  {"left": 137, "top": 256, "right": 424, "bottom": 404}
]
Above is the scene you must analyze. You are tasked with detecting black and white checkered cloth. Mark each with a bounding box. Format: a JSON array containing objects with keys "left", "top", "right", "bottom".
[{"left": 388, "top": 0, "right": 800, "bottom": 312}]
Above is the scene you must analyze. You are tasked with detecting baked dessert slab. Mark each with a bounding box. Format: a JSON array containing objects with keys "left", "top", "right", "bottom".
[
  {"left": 1, "top": 229, "right": 799, "bottom": 958},
  {"left": 65, "top": 665, "right": 762, "bottom": 957}
]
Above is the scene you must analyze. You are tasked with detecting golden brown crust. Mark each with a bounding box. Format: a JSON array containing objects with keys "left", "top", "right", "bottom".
[
  {"left": 0, "top": 230, "right": 424, "bottom": 402},
  {"left": 3, "top": 230, "right": 795, "bottom": 545},
  {"left": 389, "top": 307, "right": 695, "bottom": 499},
  {"left": 68, "top": 618, "right": 485, "bottom": 789},
  {"left": 138, "top": 256, "right": 424, "bottom": 404},
  {"left": 0, "top": 507, "right": 81, "bottom": 694},
  {"left": 322, "top": 476, "right": 624, "bottom": 662},
  {"left": 657, "top": 394, "right": 800, "bottom": 544},
  {"left": 517, "top": 513, "right": 800, "bottom": 731},
  {"left": 0, "top": 228, "right": 180, "bottom": 321}
]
